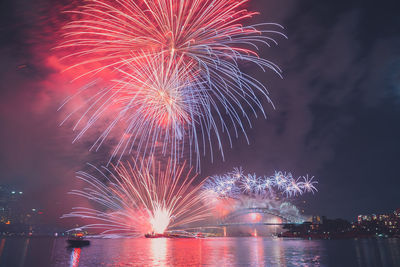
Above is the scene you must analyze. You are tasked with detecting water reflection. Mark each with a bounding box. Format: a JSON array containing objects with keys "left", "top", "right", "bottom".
[
  {"left": 251, "top": 237, "right": 264, "bottom": 266},
  {"left": 353, "top": 238, "right": 400, "bottom": 267},
  {"left": 150, "top": 238, "right": 167, "bottom": 266},
  {"left": 0, "top": 237, "right": 398, "bottom": 266},
  {"left": 19, "top": 238, "right": 29, "bottom": 267},
  {"left": 69, "top": 248, "right": 81, "bottom": 267},
  {"left": 169, "top": 238, "right": 204, "bottom": 266},
  {"left": 0, "top": 239, "right": 6, "bottom": 259},
  {"left": 270, "top": 238, "right": 287, "bottom": 266}
]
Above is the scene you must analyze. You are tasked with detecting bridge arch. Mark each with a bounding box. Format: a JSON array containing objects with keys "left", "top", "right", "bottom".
[{"left": 219, "top": 207, "right": 300, "bottom": 226}]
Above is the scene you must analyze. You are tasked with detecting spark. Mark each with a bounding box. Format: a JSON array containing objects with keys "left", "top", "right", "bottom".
[
  {"left": 203, "top": 167, "right": 318, "bottom": 199},
  {"left": 203, "top": 168, "right": 318, "bottom": 224},
  {"left": 61, "top": 54, "right": 206, "bottom": 166},
  {"left": 299, "top": 175, "right": 318, "bottom": 194},
  {"left": 62, "top": 159, "right": 211, "bottom": 237},
  {"left": 58, "top": 0, "right": 286, "bottom": 168}
]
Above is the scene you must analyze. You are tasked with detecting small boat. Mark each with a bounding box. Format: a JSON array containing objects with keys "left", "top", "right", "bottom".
[
  {"left": 271, "top": 233, "right": 280, "bottom": 239},
  {"left": 67, "top": 229, "right": 90, "bottom": 247},
  {"left": 169, "top": 233, "right": 195, "bottom": 238},
  {"left": 67, "top": 239, "right": 90, "bottom": 247},
  {"left": 145, "top": 233, "right": 169, "bottom": 238},
  {"left": 145, "top": 231, "right": 197, "bottom": 238}
]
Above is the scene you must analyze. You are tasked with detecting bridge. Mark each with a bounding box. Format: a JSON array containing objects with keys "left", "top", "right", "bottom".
[
  {"left": 218, "top": 207, "right": 303, "bottom": 226},
  {"left": 218, "top": 222, "right": 290, "bottom": 226},
  {"left": 179, "top": 207, "right": 304, "bottom": 236}
]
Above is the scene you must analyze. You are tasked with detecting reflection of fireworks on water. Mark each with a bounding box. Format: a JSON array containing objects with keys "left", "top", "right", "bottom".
[
  {"left": 204, "top": 168, "right": 318, "bottom": 199},
  {"left": 58, "top": 0, "right": 286, "bottom": 167},
  {"left": 62, "top": 159, "right": 210, "bottom": 237}
]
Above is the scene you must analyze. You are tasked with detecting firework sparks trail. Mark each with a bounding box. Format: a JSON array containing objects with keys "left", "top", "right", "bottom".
[
  {"left": 60, "top": 53, "right": 209, "bottom": 166},
  {"left": 62, "top": 159, "right": 211, "bottom": 237},
  {"left": 203, "top": 168, "right": 318, "bottom": 223},
  {"left": 298, "top": 174, "right": 318, "bottom": 194},
  {"left": 203, "top": 168, "right": 318, "bottom": 199},
  {"left": 58, "top": 0, "right": 287, "bottom": 168}
]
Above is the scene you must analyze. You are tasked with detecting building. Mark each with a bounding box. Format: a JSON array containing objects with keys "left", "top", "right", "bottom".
[
  {"left": 355, "top": 209, "right": 400, "bottom": 237},
  {"left": 0, "top": 185, "right": 43, "bottom": 235}
]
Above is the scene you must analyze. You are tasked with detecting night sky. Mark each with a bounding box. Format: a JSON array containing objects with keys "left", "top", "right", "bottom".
[{"left": 0, "top": 0, "right": 399, "bottom": 227}]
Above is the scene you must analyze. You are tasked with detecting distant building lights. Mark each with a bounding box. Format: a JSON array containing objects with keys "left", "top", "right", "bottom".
[
  {"left": 11, "top": 191, "right": 15, "bottom": 194},
  {"left": 19, "top": 192, "right": 23, "bottom": 194}
]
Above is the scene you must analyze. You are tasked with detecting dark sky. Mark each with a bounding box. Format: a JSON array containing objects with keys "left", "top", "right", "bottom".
[{"left": 0, "top": 0, "right": 399, "bottom": 226}]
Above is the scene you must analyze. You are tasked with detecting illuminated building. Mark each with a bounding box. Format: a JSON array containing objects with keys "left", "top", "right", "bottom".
[
  {"left": 0, "top": 185, "right": 43, "bottom": 235},
  {"left": 355, "top": 209, "right": 400, "bottom": 237}
]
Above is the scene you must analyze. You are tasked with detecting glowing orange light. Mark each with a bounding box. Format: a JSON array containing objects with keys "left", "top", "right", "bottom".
[
  {"left": 250, "top": 213, "right": 262, "bottom": 222},
  {"left": 253, "top": 229, "right": 258, "bottom": 237}
]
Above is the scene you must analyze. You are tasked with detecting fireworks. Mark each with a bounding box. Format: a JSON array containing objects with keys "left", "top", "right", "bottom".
[
  {"left": 59, "top": 0, "right": 285, "bottom": 79},
  {"left": 61, "top": 53, "right": 206, "bottom": 165},
  {"left": 203, "top": 168, "right": 318, "bottom": 223},
  {"left": 299, "top": 174, "right": 318, "bottom": 194},
  {"left": 58, "top": 0, "right": 286, "bottom": 167},
  {"left": 62, "top": 159, "right": 211, "bottom": 237},
  {"left": 203, "top": 168, "right": 318, "bottom": 199},
  {"left": 52, "top": 0, "right": 325, "bottom": 236}
]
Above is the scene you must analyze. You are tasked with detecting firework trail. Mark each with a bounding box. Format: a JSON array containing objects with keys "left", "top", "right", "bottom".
[
  {"left": 62, "top": 159, "right": 211, "bottom": 237},
  {"left": 60, "top": 53, "right": 207, "bottom": 166},
  {"left": 58, "top": 0, "right": 286, "bottom": 168},
  {"left": 203, "top": 168, "right": 318, "bottom": 223},
  {"left": 298, "top": 174, "right": 318, "bottom": 194},
  {"left": 203, "top": 168, "right": 318, "bottom": 199}
]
